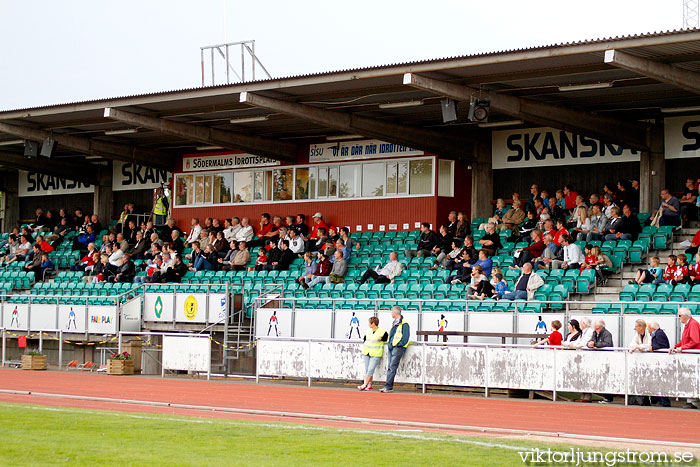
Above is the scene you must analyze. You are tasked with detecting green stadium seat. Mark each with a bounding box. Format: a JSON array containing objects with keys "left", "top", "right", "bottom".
[
  {"left": 576, "top": 269, "right": 596, "bottom": 294},
  {"left": 560, "top": 269, "right": 579, "bottom": 290},
  {"left": 635, "top": 283, "right": 656, "bottom": 301},
  {"left": 652, "top": 283, "right": 673, "bottom": 301}
]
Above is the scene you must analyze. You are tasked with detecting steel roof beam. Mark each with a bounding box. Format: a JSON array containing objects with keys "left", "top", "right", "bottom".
[
  {"left": 239, "top": 92, "right": 476, "bottom": 158},
  {"left": 604, "top": 49, "right": 700, "bottom": 96},
  {"left": 403, "top": 73, "right": 652, "bottom": 151},
  {"left": 0, "top": 151, "right": 100, "bottom": 186},
  {"left": 103, "top": 108, "right": 297, "bottom": 163},
  {"left": 0, "top": 121, "right": 174, "bottom": 171}
]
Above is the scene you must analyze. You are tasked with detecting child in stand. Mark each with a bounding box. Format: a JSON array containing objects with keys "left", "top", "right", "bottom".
[
  {"left": 690, "top": 253, "right": 700, "bottom": 285},
  {"left": 581, "top": 244, "right": 596, "bottom": 272},
  {"left": 493, "top": 273, "right": 509, "bottom": 299},
  {"left": 255, "top": 248, "right": 268, "bottom": 270},
  {"left": 674, "top": 254, "right": 691, "bottom": 285},
  {"left": 662, "top": 255, "right": 678, "bottom": 285},
  {"left": 534, "top": 320, "right": 563, "bottom": 347}
]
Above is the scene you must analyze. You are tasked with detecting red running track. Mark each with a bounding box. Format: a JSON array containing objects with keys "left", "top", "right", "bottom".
[{"left": 0, "top": 368, "right": 698, "bottom": 444}]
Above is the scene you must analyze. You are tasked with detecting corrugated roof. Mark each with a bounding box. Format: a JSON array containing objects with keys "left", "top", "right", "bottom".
[{"left": 2, "top": 27, "right": 699, "bottom": 115}]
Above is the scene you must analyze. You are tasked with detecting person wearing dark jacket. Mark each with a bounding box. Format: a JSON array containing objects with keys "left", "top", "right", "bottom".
[
  {"left": 259, "top": 243, "right": 281, "bottom": 271},
  {"left": 649, "top": 321, "right": 671, "bottom": 406},
  {"left": 615, "top": 204, "right": 641, "bottom": 241},
  {"left": 431, "top": 225, "right": 453, "bottom": 259},
  {"left": 587, "top": 319, "right": 615, "bottom": 403},
  {"left": 23, "top": 245, "right": 44, "bottom": 282},
  {"left": 271, "top": 241, "right": 296, "bottom": 271},
  {"left": 164, "top": 255, "right": 188, "bottom": 283},
  {"left": 110, "top": 255, "right": 135, "bottom": 283},
  {"left": 128, "top": 231, "right": 148, "bottom": 260},
  {"left": 380, "top": 306, "right": 410, "bottom": 393},
  {"left": 406, "top": 222, "right": 440, "bottom": 258},
  {"left": 170, "top": 230, "right": 185, "bottom": 255}
]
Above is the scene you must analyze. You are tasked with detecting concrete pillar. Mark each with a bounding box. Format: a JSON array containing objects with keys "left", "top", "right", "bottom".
[
  {"left": 470, "top": 141, "right": 493, "bottom": 220},
  {"left": 93, "top": 165, "right": 113, "bottom": 223},
  {"left": 3, "top": 171, "right": 19, "bottom": 231},
  {"left": 639, "top": 127, "right": 665, "bottom": 214}
]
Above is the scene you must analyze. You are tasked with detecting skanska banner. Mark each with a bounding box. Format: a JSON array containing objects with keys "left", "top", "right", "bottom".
[
  {"left": 492, "top": 127, "right": 640, "bottom": 169},
  {"left": 664, "top": 115, "right": 700, "bottom": 159},
  {"left": 18, "top": 171, "right": 93, "bottom": 197},
  {"left": 112, "top": 161, "right": 171, "bottom": 191}
]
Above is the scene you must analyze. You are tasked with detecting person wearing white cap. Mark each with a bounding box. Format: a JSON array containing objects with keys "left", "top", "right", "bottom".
[{"left": 309, "top": 212, "right": 329, "bottom": 243}]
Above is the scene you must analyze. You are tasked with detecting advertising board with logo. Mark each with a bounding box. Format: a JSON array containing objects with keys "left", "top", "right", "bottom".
[
  {"left": 58, "top": 305, "right": 87, "bottom": 333},
  {"left": 144, "top": 294, "right": 174, "bottom": 322},
  {"left": 175, "top": 294, "right": 208, "bottom": 323},
  {"left": 87, "top": 306, "right": 118, "bottom": 334}
]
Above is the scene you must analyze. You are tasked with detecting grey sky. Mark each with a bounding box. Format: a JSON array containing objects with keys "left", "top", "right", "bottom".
[{"left": 0, "top": 0, "right": 681, "bottom": 111}]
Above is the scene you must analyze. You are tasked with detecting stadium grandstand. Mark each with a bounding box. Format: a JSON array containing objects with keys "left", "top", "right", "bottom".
[{"left": 2, "top": 29, "right": 700, "bottom": 408}]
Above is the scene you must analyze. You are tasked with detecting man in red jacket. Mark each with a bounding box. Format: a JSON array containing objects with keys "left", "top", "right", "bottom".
[{"left": 670, "top": 307, "right": 700, "bottom": 409}]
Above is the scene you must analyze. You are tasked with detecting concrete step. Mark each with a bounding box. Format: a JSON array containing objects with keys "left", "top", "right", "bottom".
[
  {"left": 593, "top": 293, "right": 621, "bottom": 302},
  {"left": 596, "top": 286, "right": 623, "bottom": 294}
]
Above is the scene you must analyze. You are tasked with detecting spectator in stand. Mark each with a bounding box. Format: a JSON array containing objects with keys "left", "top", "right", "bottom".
[
  {"left": 358, "top": 251, "right": 402, "bottom": 285},
  {"left": 661, "top": 255, "right": 679, "bottom": 285},
  {"left": 327, "top": 226, "right": 340, "bottom": 244},
  {"left": 653, "top": 188, "right": 681, "bottom": 227},
  {"left": 454, "top": 212, "right": 470, "bottom": 241},
  {"left": 308, "top": 227, "right": 328, "bottom": 252},
  {"left": 136, "top": 254, "right": 163, "bottom": 284},
  {"left": 187, "top": 242, "right": 206, "bottom": 271},
  {"left": 540, "top": 189, "right": 550, "bottom": 207},
  {"left": 552, "top": 219, "right": 569, "bottom": 247},
  {"left": 284, "top": 215, "right": 296, "bottom": 232},
  {"left": 514, "top": 229, "right": 545, "bottom": 268},
  {"left": 617, "top": 204, "right": 641, "bottom": 240},
  {"left": 141, "top": 219, "right": 154, "bottom": 241},
  {"left": 497, "top": 199, "right": 525, "bottom": 232},
  {"left": 503, "top": 262, "right": 544, "bottom": 300},
  {"left": 684, "top": 228, "right": 700, "bottom": 256},
  {"left": 339, "top": 227, "right": 360, "bottom": 251},
  {"left": 262, "top": 215, "right": 284, "bottom": 245},
  {"left": 73, "top": 225, "right": 95, "bottom": 252},
  {"left": 70, "top": 243, "right": 97, "bottom": 272},
  {"left": 526, "top": 184, "right": 539, "bottom": 212},
  {"left": 199, "top": 231, "right": 213, "bottom": 251},
  {"left": 587, "top": 319, "right": 615, "bottom": 403},
  {"left": 431, "top": 239, "right": 462, "bottom": 270},
  {"left": 125, "top": 220, "right": 138, "bottom": 246},
  {"left": 690, "top": 253, "right": 700, "bottom": 285},
  {"left": 493, "top": 272, "right": 510, "bottom": 299},
  {"left": 534, "top": 320, "right": 563, "bottom": 347},
  {"left": 110, "top": 254, "right": 135, "bottom": 283},
  {"left": 466, "top": 265, "right": 487, "bottom": 297},
  {"left": 589, "top": 246, "right": 612, "bottom": 286},
  {"left": 445, "top": 211, "right": 458, "bottom": 236},
  {"left": 35, "top": 235, "right": 54, "bottom": 254},
  {"left": 563, "top": 185, "right": 579, "bottom": 212},
  {"left": 36, "top": 252, "right": 55, "bottom": 281},
  {"left": 23, "top": 245, "right": 43, "bottom": 281},
  {"left": 223, "top": 218, "right": 241, "bottom": 242},
  {"left": 405, "top": 222, "right": 439, "bottom": 258},
  {"left": 680, "top": 178, "right": 698, "bottom": 227},
  {"left": 602, "top": 193, "right": 617, "bottom": 219},
  {"left": 532, "top": 198, "right": 545, "bottom": 217},
  {"left": 297, "top": 252, "right": 318, "bottom": 286},
  {"left": 268, "top": 240, "right": 295, "bottom": 271},
  {"left": 128, "top": 231, "right": 148, "bottom": 259},
  {"left": 670, "top": 308, "right": 700, "bottom": 409},
  {"left": 648, "top": 321, "right": 672, "bottom": 407},
  {"left": 159, "top": 217, "right": 177, "bottom": 240},
  {"left": 258, "top": 241, "right": 279, "bottom": 270},
  {"left": 31, "top": 208, "right": 48, "bottom": 231},
  {"left": 482, "top": 199, "right": 508, "bottom": 228},
  {"left": 509, "top": 210, "right": 538, "bottom": 243},
  {"left": 295, "top": 214, "right": 310, "bottom": 238},
  {"left": 563, "top": 319, "right": 582, "bottom": 346},
  {"left": 306, "top": 250, "right": 347, "bottom": 288},
  {"left": 255, "top": 248, "right": 268, "bottom": 270},
  {"left": 478, "top": 223, "right": 502, "bottom": 256},
  {"left": 431, "top": 225, "right": 453, "bottom": 260},
  {"left": 218, "top": 241, "right": 239, "bottom": 271},
  {"left": 615, "top": 179, "right": 631, "bottom": 212},
  {"left": 212, "top": 231, "right": 229, "bottom": 258},
  {"left": 554, "top": 190, "right": 565, "bottom": 211},
  {"left": 149, "top": 232, "right": 163, "bottom": 249},
  {"left": 169, "top": 230, "right": 184, "bottom": 255},
  {"left": 571, "top": 206, "right": 591, "bottom": 242},
  {"left": 475, "top": 249, "right": 493, "bottom": 277},
  {"left": 585, "top": 204, "right": 607, "bottom": 242},
  {"left": 330, "top": 239, "right": 350, "bottom": 263},
  {"left": 674, "top": 254, "right": 691, "bottom": 285},
  {"left": 116, "top": 232, "right": 129, "bottom": 253},
  {"left": 587, "top": 194, "right": 600, "bottom": 214},
  {"left": 552, "top": 234, "right": 584, "bottom": 271},
  {"left": 198, "top": 245, "right": 218, "bottom": 271},
  {"left": 201, "top": 217, "right": 214, "bottom": 234},
  {"left": 288, "top": 229, "right": 305, "bottom": 255},
  {"left": 45, "top": 218, "right": 70, "bottom": 244},
  {"left": 164, "top": 255, "right": 187, "bottom": 283},
  {"left": 446, "top": 249, "right": 474, "bottom": 285},
  {"left": 631, "top": 256, "right": 663, "bottom": 285},
  {"left": 184, "top": 218, "right": 202, "bottom": 247},
  {"left": 548, "top": 196, "right": 566, "bottom": 220},
  {"left": 10, "top": 234, "right": 34, "bottom": 264},
  {"left": 236, "top": 218, "right": 254, "bottom": 243},
  {"left": 308, "top": 212, "right": 329, "bottom": 244},
  {"left": 302, "top": 250, "right": 332, "bottom": 287},
  {"left": 210, "top": 218, "right": 223, "bottom": 234},
  {"left": 602, "top": 207, "right": 624, "bottom": 241},
  {"left": 0, "top": 234, "right": 18, "bottom": 265},
  {"left": 231, "top": 242, "right": 250, "bottom": 271}
]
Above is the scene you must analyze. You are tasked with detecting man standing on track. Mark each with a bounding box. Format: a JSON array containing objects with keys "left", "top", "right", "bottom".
[{"left": 380, "top": 306, "right": 410, "bottom": 393}]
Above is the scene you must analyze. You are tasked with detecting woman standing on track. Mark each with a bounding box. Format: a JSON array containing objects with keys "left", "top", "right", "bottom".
[{"left": 358, "top": 317, "right": 388, "bottom": 391}]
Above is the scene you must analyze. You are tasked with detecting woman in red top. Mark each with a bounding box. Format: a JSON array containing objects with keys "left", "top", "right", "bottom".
[{"left": 534, "top": 320, "right": 563, "bottom": 347}]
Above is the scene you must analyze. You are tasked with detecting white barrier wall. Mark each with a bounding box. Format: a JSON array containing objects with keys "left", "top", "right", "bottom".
[
  {"left": 255, "top": 308, "right": 680, "bottom": 347},
  {"left": 143, "top": 292, "right": 228, "bottom": 325},
  {"left": 257, "top": 339, "right": 700, "bottom": 398}
]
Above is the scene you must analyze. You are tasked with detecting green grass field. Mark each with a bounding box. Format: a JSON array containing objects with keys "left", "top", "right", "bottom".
[{"left": 0, "top": 402, "right": 694, "bottom": 466}]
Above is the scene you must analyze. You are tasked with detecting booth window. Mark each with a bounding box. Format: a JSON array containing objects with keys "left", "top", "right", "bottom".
[
  {"left": 176, "top": 175, "right": 193, "bottom": 206},
  {"left": 339, "top": 164, "right": 361, "bottom": 198},
  {"left": 295, "top": 167, "right": 317, "bottom": 200},
  {"left": 438, "top": 160, "right": 454, "bottom": 197},
  {"left": 233, "top": 171, "right": 252, "bottom": 203},
  {"left": 362, "top": 163, "right": 385, "bottom": 197},
  {"left": 254, "top": 170, "right": 272, "bottom": 201},
  {"left": 273, "top": 168, "right": 294, "bottom": 201},
  {"left": 214, "top": 173, "right": 233, "bottom": 204},
  {"left": 409, "top": 160, "right": 432, "bottom": 195}
]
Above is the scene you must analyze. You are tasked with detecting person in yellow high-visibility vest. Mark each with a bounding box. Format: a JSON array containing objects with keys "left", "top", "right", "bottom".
[
  {"left": 358, "top": 316, "right": 388, "bottom": 391},
  {"left": 153, "top": 188, "right": 169, "bottom": 226},
  {"left": 380, "top": 305, "right": 410, "bottom": 393}
]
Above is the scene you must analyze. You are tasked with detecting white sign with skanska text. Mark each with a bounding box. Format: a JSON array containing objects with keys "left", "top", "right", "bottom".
[
  {"left": 492, "top": 127, "right": 640, "bottom": 169},
  {"left": 665, "top": 115, "right": 700, "bottom": 159}
]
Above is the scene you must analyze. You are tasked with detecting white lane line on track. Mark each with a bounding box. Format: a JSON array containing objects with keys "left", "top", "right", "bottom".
[{"left": 1, "top": 388, "right": 699, "bottom": 449}]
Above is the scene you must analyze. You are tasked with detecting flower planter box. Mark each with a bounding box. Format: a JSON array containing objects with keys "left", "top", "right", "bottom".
[
  {"left": 108, "top": 359, "right": 134, "bottom": 375},
  {"left": 21, "top": 355, "right": 47, "bottom": 370}
]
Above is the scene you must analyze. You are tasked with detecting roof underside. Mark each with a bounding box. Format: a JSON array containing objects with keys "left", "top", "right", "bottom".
[{"left": 2, "top": 29, "right": 700, "bottom": 165}]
